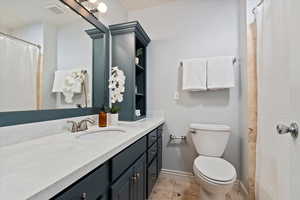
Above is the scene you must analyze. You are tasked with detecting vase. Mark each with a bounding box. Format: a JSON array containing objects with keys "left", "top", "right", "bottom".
[
  {"left": 111, "top": 113, "right": 119, "bottom": 126},
  {"left": 135, "top": 57, "right": 139, "bottom": 65},
  {"left": 98, "top": 112, "right": 107, "bottom": 127}
]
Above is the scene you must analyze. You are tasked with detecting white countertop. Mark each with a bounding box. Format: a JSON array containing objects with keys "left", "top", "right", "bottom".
[{"left": 0, "top": 117, "right": 164, "bottom": 200}]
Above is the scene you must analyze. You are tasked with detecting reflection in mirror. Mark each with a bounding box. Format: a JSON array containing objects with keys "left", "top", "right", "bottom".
[{"left": 0, "top": 0, "right": 95, "bottom": 112}]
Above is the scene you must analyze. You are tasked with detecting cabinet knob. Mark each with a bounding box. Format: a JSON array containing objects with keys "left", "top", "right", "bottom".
[
  {"left": 136, "top": 173, "right": 140, "bottom": 179},
  {"left": 151, "top": 174, "right": 156, "bottom": 180},
  {"left": 81, "top": 192, "right": 87, "bottom": 200},
  {"left": 132, "top": 175, "right": 137, "bottom": 182}
]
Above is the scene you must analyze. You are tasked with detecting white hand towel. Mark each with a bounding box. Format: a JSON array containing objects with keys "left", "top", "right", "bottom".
[
  {"left": 52, "top": 70, "right": 68, "bottom": 92},
  {"left": 207, "top": 56, "right": 235, "bottom": 89},
  {"left": 182, "top": 59, "right": 207, "bottom": 91}
]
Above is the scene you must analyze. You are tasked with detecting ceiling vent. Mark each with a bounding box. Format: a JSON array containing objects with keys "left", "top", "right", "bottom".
[{"left": 46, "top": 4, "right": 66, "bottom": 15}]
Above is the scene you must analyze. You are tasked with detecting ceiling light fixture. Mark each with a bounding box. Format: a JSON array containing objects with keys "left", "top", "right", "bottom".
[
  {"left": 77, "top": 0, "right": 108, "bottom": 15},
  {"left": 88, "top": 0, "right": 98, "bottom": 3},
  {"left": 97, "top": 2, "right": 108, "bottom": 13}
]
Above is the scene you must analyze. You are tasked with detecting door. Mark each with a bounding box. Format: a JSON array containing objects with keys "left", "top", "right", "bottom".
[
  {"left": 287, "top": 1, "right": 300, "bottom": 199},
  {"left": 256, "top": 0, "right": 300, "bottom": 199}
]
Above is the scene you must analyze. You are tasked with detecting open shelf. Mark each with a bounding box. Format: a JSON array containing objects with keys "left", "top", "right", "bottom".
[{"left": 135, "top": 36, "right": 146, "bottom": 119}]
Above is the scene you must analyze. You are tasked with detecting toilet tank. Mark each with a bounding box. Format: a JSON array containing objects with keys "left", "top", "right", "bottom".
[{"left": 190, "top": 123, "right": 231, "bottom": 157}]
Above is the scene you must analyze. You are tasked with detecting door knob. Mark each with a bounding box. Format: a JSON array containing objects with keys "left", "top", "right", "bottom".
[{"left": 276, "top": 122, "right": 298, "bottom": 138}]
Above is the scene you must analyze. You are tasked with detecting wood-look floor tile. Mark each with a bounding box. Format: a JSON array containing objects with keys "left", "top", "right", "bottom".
[
  {"left": 149, "top": 188, "right": 173, "bottom": 200},
  {"left": 150, "top": 173, "right": 246, "bottom": 200},
  {"left": 171, "top": 192, "right": 199, "bottom": 200}
]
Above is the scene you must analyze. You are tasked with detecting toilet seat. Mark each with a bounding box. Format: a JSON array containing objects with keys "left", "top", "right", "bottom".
[{"left": 193, "top": 156, "right": 236, "bottom": 184}]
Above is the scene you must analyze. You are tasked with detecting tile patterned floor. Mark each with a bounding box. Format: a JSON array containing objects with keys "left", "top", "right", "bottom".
[{"left": 149, "top": 173, "right": 246, "bottom": 200}]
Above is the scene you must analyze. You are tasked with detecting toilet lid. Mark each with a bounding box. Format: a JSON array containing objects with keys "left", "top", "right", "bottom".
[
  {"left": 190, "top": 123, "right": 231, "bottom": 131},
  {"left": 194, "top": 156, "right": 236, "bottom": 182}
]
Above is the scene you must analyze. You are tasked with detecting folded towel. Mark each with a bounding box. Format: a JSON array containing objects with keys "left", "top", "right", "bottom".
[
  {"left": 52, "top": 70, "right": 68, "bottom": 92},
  {"left": 207, "top": 56, "right": 235, "bottom": 89},
  {"left": 182, "top": 59, "right": 207, "bottom": 91}
]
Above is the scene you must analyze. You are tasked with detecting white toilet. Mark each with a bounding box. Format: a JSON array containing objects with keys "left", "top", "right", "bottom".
[{"left": 190, "top": 123, "right": 237, "bottom": 200}]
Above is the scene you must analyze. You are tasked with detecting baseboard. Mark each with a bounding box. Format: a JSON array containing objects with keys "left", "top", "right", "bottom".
[{"left": 161, "top": 168, "right": 194, "bottom": 177}]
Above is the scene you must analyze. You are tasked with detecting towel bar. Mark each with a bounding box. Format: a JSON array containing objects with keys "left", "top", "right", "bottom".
[
  {"left": 169, "top": 134, "right": 187, "bottom": 141},
  {"left": 180, "top": 57, "right": 238, "bottom": 66}
]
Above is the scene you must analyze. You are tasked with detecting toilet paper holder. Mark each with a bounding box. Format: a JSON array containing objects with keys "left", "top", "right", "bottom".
[{"left": 169, "top": 134, "right": 187, "bottom": 141}]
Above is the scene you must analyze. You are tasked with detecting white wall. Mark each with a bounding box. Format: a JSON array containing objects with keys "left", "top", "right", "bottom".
[
  {"left": 11, "top": 23, "right": 43, "bottom": 49},
  {"left": 43, "top": 23, "right": 58, "bottom": 109},
  {"left": 56, "top": 21, "right": 94, "bottom": 108},
  {"left": 129, "top": 0, "right": 241, "bottom": 174},
  {"left": 97, "top": 0, "right": 128, "bottom": 26},
  {"left": 0, "top": 26, "right": 9, "bottom": 34}
]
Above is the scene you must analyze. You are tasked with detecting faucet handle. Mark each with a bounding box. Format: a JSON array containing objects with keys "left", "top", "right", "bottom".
[
  {"left": 78, "top": 118, "right": 96, "bottom": 131},
  {"left": 67, "top": 121, "right": 78, "bottom": 133}
]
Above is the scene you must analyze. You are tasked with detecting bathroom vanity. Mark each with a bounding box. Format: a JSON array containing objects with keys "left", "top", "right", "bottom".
[
  {"left": 0, "top": 118, "right": 164, "bottom": 200},
  {"left": 52, "top": 125, "right": 163, "bottom": 200}
]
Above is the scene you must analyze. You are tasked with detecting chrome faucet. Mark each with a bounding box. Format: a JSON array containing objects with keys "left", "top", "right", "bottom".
[
  {"left": 67, "top": 121, "right": 79, "bottom": 133},
  {"left": 67, "top": 118, "right": 96, "bottom": 133}
]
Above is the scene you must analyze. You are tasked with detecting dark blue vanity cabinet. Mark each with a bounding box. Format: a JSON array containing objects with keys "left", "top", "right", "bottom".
[
  {"left": 111, "top": 154, "right": 146, "bottom": 200},
  {"left": 52, "top": 125, "right": 163, "bottom": 200},
  {"left": 109, "top": 21, "right": 151, "bottom": 121},
  {"left": 51, "top": 163, "right": 110, "bottom": 200}
]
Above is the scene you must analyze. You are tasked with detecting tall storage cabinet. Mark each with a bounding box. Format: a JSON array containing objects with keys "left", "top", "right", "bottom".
[{"left": 109, "top": 21, "right": 151, "bottom": 121}]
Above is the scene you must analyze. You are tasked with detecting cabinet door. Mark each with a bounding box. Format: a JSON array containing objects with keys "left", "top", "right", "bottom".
[
  {"left": 133, "top": 154, "right": 146, "bottom": 200},
  {"left": 97, "top": 193, "right": 108, "bottom": 200},
  {"left": 111, "top": 167, "right": 134, "bottom": 200},
  {"left": 52, "top": 163, "right": 109, "bottom": 200},
  {"left": 147, "top": 158, "right": 158, "bottom": 197},
  {"left": 157, "top": 136, "right": 162, "bottom": 174}
]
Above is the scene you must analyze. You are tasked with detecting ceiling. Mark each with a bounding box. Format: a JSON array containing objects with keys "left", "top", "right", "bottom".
[
  {"left": 119, "top": 0, "right": 177, "bottom": 11},
  {"left": 0, "top": 0, "right": 82, "bottom": 31}
]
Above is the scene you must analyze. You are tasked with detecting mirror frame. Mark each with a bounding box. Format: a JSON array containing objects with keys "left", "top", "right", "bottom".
[{"left": 0, "top": 0, "right": 109, "bottom": 127}]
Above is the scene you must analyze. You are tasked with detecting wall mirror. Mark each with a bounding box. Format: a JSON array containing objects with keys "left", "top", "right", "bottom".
[
  {"left": 0, "top": 0, "right": 109, "bottom": 126},
  {"left": 0, "top": 0, "right": 107, "bottom": 112}
]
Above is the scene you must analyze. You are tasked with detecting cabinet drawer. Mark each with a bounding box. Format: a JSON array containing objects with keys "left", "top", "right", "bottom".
[
  {"left": 147, "top": 142, "right": 157, "bottom": 164},
  {"left": 112, "top": 136, "right": 147, "bottom": 181},
  {"left": 147, "top": 129, "right": 157, "bottom": 147},
  {"left": 52, "top": 163, "right": 109, "bottom": 200}
]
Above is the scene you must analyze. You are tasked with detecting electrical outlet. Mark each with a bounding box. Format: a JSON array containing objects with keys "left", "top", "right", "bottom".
[{"left": 174, "top": 91, "right": 179, "bottom": 100}]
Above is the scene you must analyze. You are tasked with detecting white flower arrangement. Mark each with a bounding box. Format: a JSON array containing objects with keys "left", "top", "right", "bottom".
[
  {"left": 72, "top": 70, "right": 87, "bottom": 83},
  {"left": 109, "top": 66, "right": 126, "bottom": 104}
]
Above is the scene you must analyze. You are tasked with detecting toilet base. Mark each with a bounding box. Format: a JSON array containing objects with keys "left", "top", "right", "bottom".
[{"left": 199, "top": 186, "right": 227, "bottom": 200}]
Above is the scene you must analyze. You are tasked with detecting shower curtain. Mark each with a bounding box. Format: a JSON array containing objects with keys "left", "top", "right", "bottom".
[
  {"left": 255, "top": 0, "right": 291, "bottom": 199},
  {"left": 0, "top": 36, "right": 41, "bottom": 112},
  {"left": 247, "top": 22, "right": 257, "bottom": 200}
]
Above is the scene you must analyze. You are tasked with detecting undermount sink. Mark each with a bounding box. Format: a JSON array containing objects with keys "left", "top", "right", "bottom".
[{"left": 74, "top": 126, "right": 126, "bottom": 139}]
